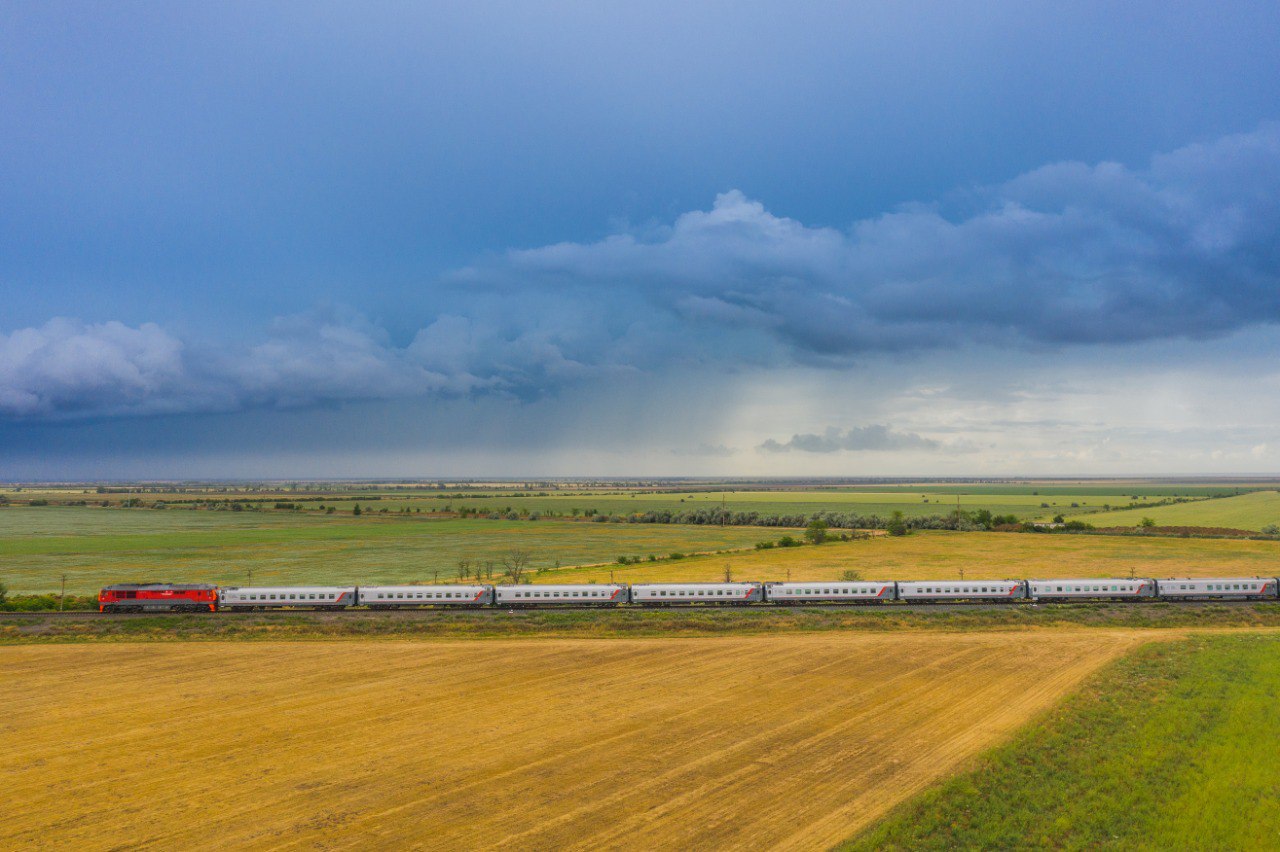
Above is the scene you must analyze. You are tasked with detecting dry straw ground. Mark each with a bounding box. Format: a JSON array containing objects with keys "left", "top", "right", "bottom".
[
  {"left": 536, "top": 529, "right": 1280, "bottom": 585},
  {"left": 3, "top": 632, "right": 1143, "bottom": 850}
]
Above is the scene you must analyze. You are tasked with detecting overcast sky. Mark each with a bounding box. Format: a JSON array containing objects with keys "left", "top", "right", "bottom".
[{"left": 4, "top": 1, "right": 1280, "bottom": 478}]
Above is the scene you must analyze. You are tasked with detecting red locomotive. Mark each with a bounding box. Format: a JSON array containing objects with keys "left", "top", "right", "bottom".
[{"left": 98, "top": 583, "right": 218, "bottom": 613}]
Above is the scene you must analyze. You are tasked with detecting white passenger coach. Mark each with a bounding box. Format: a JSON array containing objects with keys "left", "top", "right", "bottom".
[
  {"left": 219, "top": 586, "right": 355, "bottom": 610},
  {"left": 765, "top": 581, "right": 894, "bottom": 603},
  {"left": 896, "top": 580, "right": 1028, "bottom": 601},
  {"left": 495, "top": 583, "right": 627, "bottom": 606},
  {"left": 630, "top": 582, "right": 764, "bottom": 605},
  {"left": 1028, "top": 579, "right": 1156, "bottom": 600},
  {"left": 1155, "top": 577, "right": 1276, "bottom": 600},
  {"left": 361, "top": 584, "right": 492, "bottom": 607}
]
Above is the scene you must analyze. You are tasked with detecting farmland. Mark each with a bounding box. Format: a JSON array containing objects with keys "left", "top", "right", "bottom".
[
  {"left": 0, "top": 631, "right": 1143, "bottom": 850},
  {"left": 0, "top": 509, "right": 777, "bottom": 596},
  {"left": 7, "top": 502, "right": 1280, "bottom": 598},
  {"left": 534, "top": 529, "right": 1280, "bottom": 585},
  {"left": 0, "top": 480, "right": 1235, "bottom": 522},
  {"left": 1064, "top": 489, "right": 1280, "bottom": 531},
  {"left": 848, "top": 633, "right": 1280, "bottom": 849}
]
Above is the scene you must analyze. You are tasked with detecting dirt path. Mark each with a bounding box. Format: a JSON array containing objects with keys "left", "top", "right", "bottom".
[{"left": 1, "top": 631, "right": 1155, "bottom": 850}]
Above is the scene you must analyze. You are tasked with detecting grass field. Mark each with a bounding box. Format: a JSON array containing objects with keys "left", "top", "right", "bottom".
[
  {"left": 534, "top": 529, "right": 1280, "bottom": 585},
  {"left": 0, "top": 509, "right": 779, "bottom": 595},
  {"left": 847, "top": 633, "right": 1280, "bottom": 849},
  {"left": 401, "top": 489, "right": 1170, "bottom": 520},
  {"left": 1064, "top": 489, "right": 1280, "bottom": 531},
  {"left": 2, "top": 484, "right": 1198, "bottom": 520},
  {"left": 0, "top": 631, "right": 1142, "bottom": 850}
]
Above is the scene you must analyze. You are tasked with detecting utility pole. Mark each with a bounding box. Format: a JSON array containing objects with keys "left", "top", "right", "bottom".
[{"left": 59, "top": 574, "right": 66, "bottom": 611}]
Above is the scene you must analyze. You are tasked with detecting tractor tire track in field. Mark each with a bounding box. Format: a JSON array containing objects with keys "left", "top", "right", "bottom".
[{"left": 0, "top": 632, "right": 1147, "bottom": 850}]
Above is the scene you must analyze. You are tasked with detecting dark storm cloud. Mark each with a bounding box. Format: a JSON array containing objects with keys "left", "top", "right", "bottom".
[
  {"left": 3, "top": 125, "right": 1280, "bottom": 421},
  {"left": 497, "top": 123, "right": 1280, "bottom": 353}
]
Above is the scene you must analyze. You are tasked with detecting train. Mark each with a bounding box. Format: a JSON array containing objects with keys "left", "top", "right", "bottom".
[{"left": 97, "top": 576, "right": 1280, "bottom": 612}]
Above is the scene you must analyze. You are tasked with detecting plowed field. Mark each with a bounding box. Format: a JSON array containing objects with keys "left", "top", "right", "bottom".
[{"left": 2, "top": 633, "right": 1143, "bottom": 850}]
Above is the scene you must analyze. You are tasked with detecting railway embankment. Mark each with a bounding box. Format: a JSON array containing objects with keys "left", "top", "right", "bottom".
[{"left": 3, "top": 601, "right": 1280, "bottom": 643}]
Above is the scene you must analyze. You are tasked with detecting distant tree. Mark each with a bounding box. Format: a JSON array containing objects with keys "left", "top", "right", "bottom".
[
  {"left": 353, "top": 504, "right": 362, "bottom": 516},
  {"left": 502, "top": 550, "right": 531, "bottom": 584},
  {"left": 1139, "top": 517, "right": 1156, "bottom": 528},
  {"left": 484, "top": 561, "right": 496, "bottom": 580},
  {"left": 326, "top": 506, "right": 335, "bottom": 514},
  {"left": 1053, "top": 514, "right": 1065, "bottom": 524},
  {"left": 1262, "top": 524, "right": 1280, "bottom": 535},
  {"left": 0, "top": 580, "right": 7, "bottom": 606},
  {"left": 456, "top": 559, "right": 471, "bottom": 580},
  {"left": 886, "top": 511, "right": 908, "bottom": 537},
  {"left": 804, "top": 519, "right": 829, "bottom": 544},
  {"left": 723, "top": 563, "right": 733, "bottom": 582},
  {"left": 777, "top": 536, "right": 799, "bottom": 547},
  {"left": 840, "top": 569, "right": 863, "bottom": 582}
]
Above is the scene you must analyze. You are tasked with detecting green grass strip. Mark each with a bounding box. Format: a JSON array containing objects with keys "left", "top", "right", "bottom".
[{"left": 844, "top": 633, "right": 1280, "bottom": 850}]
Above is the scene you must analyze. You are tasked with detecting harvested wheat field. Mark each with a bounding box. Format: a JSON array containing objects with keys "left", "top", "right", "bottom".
[{"left": 2, "top": 633, "right": 1145, "bottom": 851}]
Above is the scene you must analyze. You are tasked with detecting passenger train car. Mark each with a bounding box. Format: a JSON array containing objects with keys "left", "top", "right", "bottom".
[
  {"left": 764, "top": 581, "right": 893, "bottom": 604},
  {"left": 362, "top": 585, "right": 493, "bottom": 608},
  {"left": 1027, "top": 578, "right": 1155, "bottom": 601},
  {"left": 1154, "top": 577, "right": 1277, "bottom": 600},
  {"left": 219, "top": 586, "right": 356, "bottom": 611},
  {"left": 896, "top": 580, "right": 1027, "bottom": 602},
  {"left": 495, "top": 584, "right": 627, "bottom": 606},
  {"left": 99, "top": 575, "right": 1280, "bottom": 612},
  {"left": 630, "top": 582, "right": 764, "bottom": 605}
]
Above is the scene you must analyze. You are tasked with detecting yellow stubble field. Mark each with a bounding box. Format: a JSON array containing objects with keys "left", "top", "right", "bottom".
[{"left": 2, "top": 633, "right": 1145, "bottom": 850}]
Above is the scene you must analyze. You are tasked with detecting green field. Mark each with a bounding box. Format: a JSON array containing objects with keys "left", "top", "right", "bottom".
[
  {"left": 424, "top": 489, "right": 1171, "bottom": 520},
  {"left": 3, "top": 484, "right": 1200, "bottom": 521},
  {"left": 845, "top": 633, "right": 1280, "bottom": 850},
  {"left": 1065, "top": 489, "right": 1280, "bottom": 531},
  {"left": 0, "top": 508, "right": 780, "bottom": 595}
]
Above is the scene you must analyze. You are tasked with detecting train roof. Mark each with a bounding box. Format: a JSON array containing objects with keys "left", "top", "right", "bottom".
[{"left": 102, "top": 582, "right": 218, "bottom": 590}]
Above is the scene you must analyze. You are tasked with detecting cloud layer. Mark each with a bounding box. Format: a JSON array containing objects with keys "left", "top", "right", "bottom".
[
  {"left": 4, "top": 125, "right": 1280, "bottom": 420},
  {"left": 498, "top": 123, "right": 1280, "bottom": 354},
  {"left": 759, "top": 425, "right": 945, "bottom": 454}
]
